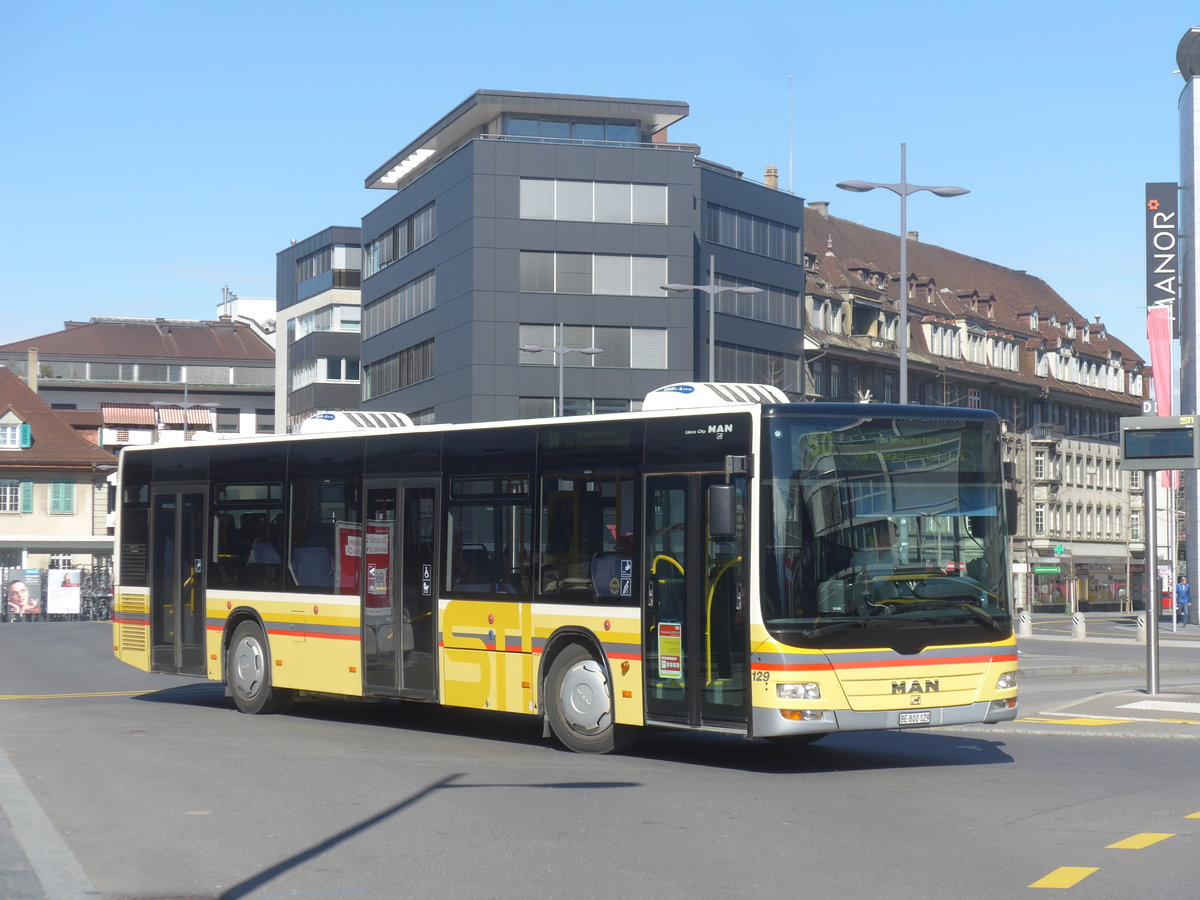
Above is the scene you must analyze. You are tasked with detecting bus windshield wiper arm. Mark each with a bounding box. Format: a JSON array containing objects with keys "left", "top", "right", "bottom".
[
  {"left": 799, "top": 619, "right": 884, "bottom": 639},
  {"left": 897, "top": 601, "right": 1006, "bottom": 633}
]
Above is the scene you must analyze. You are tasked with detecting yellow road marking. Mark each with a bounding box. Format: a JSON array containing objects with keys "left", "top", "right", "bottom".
[
  {"left": 1154, "top": 718, "right": 1200, "bottom": 725},
  {"left": 1030, "top": 867, "right": 1098, "bottom": 889},
  {"left": 1187, "top": 812, "right": 1200, "bottom": 819},
  {"left": 1106, "top": 833, "right": 1175, "bottom": 850},
  {"left": 1018, "top": 717, "right": 1130, "bottom": 726}
]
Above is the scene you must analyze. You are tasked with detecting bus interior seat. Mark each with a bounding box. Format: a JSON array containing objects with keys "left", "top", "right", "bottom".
[{"left": 292, "top": 546, "right": 333, "bottom": 587}]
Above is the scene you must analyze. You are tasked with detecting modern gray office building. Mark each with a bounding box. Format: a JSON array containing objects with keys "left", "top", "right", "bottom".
[
  {"left": 357, "top": 90, "right": 807, "bottom": 423},
  {"left": 274, "top": 226, "right": 364, "bottom": 432}
]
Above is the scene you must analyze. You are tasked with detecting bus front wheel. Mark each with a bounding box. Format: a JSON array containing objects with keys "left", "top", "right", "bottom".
[
  {"left": 545, "top": 644, "right": 618, "bottom": 753},
  {"left": 227, "top": 622, "right": 292, "bottom": 714}
]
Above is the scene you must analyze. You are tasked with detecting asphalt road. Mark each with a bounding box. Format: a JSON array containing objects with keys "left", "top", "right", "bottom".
[{"left": 3, "top": 622, "right": 1200, "bottom": 899}]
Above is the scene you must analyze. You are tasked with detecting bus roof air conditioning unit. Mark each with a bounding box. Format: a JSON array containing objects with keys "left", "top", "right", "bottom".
[
  {"left": 299, "top": 410, "right": 415, "bottom": 433},
  {"left": 642, "top": 382, "right": 790, "bottom": 410}
]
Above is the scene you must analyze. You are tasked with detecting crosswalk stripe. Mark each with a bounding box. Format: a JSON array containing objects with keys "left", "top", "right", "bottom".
[
  {"left": 1029, "top": 866, "right": 1098, "bottom": 889},
  {"left": 1106, "top": 832, "right": 1175, "bottom": 850}
]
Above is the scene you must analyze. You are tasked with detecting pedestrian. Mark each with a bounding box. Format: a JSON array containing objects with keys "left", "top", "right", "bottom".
[{"left": 1177, "top": 575, "right": 1191, "bottom": 627}]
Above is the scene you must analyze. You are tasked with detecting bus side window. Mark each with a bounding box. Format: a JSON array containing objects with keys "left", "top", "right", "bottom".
[{"left": 539, "top": 470, "right": 635, "bottom": 605}]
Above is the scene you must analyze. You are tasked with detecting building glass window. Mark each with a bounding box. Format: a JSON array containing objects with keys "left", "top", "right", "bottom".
[
  {"left": 363, "top": 272, "right": 436, "bottom": 338},
  {"left": 363, "top": 339, "right": 435, "bottom": 400},
  {"left": 363, "top": 202, "right": 436, "bottom": 279},
  {"left": 518, "top": 252, "right": 666, "bottom": 296},
  {"left": 0, "top": 479, "right": 19, "bottom": 513},
  {"left": 216, "top": 408, "right": 240, "bottom": 433},
  {"left": 704, "top": 203, "right": 800, "bottom": 263},
  {"left": 518, "top": 325, "right": 667, "bottom": 370}
]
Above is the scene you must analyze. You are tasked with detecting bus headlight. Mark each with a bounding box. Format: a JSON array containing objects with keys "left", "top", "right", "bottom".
[
  {"left": 777, "top": 682, "right": 821, "bottom": 700},
  {"left": 996, "top": 671, "right": 1017, "bottom": 691}
]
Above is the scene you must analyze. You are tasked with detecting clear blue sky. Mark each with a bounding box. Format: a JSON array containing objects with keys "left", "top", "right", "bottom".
[{"left": 3, "top": 0, "right": 1196, "bottom": 362}]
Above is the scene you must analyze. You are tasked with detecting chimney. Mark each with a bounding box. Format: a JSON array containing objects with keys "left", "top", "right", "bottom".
[
  {"left": 807, "top": 201, "right": 830, "bottom": 218},
  {"left": 26, "top": 347, "right": 38, "bottom": 393},
  {"left": 907, "top": 230, "right": 919, "bottom": 242},
  {"left": 764, "top": 166, "right": 779, "bottom": 190}
]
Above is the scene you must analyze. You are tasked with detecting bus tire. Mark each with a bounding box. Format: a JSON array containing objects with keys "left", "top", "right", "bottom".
[
  {"left": 227, "top": 621, "right": 292, "bottom": 715},
  {"left": 545, "top": 644, "right": 619, "bottom": 754}
]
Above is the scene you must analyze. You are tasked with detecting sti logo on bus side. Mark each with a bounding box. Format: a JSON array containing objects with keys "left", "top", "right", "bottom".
[{"left": 892, "top": 680, "right": 940, "bottom": 694}]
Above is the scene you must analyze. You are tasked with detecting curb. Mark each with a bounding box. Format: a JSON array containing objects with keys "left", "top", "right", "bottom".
[{"left": 1019, "top": 662, "right": 1200, "bottom": 679}]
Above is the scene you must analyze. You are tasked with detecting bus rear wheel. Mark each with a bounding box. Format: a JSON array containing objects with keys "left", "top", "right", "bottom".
[
  {"left": 227, "top": 622, "right": 292, "bottom": 714},
  {"left": 545, "top": 644, "right": 619, "bottom": 753}
]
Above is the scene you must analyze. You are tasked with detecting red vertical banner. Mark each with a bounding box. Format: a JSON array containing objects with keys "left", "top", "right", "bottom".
[{"left": 1146, "top": 306, "right": 1178, "bottom": 488}]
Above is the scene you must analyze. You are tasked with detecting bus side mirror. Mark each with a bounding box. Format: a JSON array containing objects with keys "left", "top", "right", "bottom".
[
  {"left": 1005, "top": 489, "right": 1019, "bottom": 537},
  {"left": 709, "top": 484, "right": 736, "bottom": 538}
]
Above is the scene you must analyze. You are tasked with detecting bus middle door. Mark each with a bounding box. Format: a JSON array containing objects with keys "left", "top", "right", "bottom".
[{"left": 363, "top": 479, "right": 438, "bottom": 699}]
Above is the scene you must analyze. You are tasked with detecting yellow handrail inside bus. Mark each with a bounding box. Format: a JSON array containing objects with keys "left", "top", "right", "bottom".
[
  {"left": 706, "top": 556, "right": 742, "bottom": 686},
  {"left": 651, "top": 555, "right": 684, "bottom": 580}
]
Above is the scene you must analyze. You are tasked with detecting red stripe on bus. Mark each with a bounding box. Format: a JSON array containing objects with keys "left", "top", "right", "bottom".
[{"left": 264, "top": 628, "right": 360, "bottom": 641}]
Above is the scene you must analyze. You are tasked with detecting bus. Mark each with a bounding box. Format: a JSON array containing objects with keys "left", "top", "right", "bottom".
[{"left": 112, "top": 384, "right": 1018, "bottom": 752}]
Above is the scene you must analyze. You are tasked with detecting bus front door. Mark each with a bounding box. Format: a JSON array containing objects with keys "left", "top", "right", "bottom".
[
  {"left": 643, "top": 473, "right": 748, "bottom": 730},
  {"left": 149, "top": 487, "right": 207, "bottom": 676},
  {"left": 363, "top": 480, "right": 439, "bottom": 699}
]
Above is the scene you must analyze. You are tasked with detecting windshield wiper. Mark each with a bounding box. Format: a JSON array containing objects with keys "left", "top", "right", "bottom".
[
  {"left": 799, "top": 619, "right": 886, "bottom": 639},
  {"left": 892, "top": 601, "right": 1007, "bottom": 633}
]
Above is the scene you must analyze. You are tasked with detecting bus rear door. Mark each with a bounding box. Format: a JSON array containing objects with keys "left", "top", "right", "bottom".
[{"left": 149, "top": 485, "right": 207, "bottom": 676}]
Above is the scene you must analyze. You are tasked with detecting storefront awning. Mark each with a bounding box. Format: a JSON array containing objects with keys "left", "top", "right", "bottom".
[
  {"left": 154, "top": 406, "right": 213, "bottom": 427},
  {"left": 100, "top": 403, "right": 156, "bottom": 426}
]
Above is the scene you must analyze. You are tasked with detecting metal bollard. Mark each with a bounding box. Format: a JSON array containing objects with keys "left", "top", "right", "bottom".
[
  {"left": 1016, "top": 608, "right": 1033, "bottom": 637},
  {"left": 1071, "top": 612, "right": 1086, "bottom": 640},
  {"left": 1135, "top": 614, "right": 1146, "bottom": 644}
]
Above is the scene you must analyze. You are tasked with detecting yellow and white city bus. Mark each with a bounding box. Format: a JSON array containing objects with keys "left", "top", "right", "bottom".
[{"left": 112, "top": 384, "right": 1018, "bottom": 752}]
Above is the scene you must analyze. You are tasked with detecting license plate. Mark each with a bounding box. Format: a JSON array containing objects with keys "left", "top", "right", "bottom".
[{"left": 898, "top": 710, "right": 932, "bottom": 726}]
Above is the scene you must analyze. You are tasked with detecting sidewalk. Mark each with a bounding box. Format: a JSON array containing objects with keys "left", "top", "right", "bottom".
[
  {"left": 1018, "top": 611, "right": 1200, "bottom": 678},
  {"left": 1015, "top": 612, "right": 1200, "bottom": 729}
]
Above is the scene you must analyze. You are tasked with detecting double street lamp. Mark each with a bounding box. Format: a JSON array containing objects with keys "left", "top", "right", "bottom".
[
  {"left": 837, "top": 143, "right": 969, "bottom": 404},
  {"left": 663, "top": 254, "right": 764, "bottom": 382},
  {"left": 520, "top": 323, "right": 603, "bottom": 417}
]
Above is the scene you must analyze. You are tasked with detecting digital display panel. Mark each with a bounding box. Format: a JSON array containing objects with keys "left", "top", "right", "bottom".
[
  {"left": 1123, "top": 427, "right": 1194, "bottom": 460},
  {"left": 1119, "top": 416, "right": 1199, "bottom": 470}
]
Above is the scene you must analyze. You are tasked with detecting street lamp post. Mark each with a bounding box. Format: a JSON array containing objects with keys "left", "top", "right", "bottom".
[
  {"left": 519, "top": 323, "right": 603, "bottom": 417},
  {"left": 837, "top": 143, "right": 968, "bottom": 404},
  {"left": 663, "top": 254, "right": 764, "bottom": 382}
]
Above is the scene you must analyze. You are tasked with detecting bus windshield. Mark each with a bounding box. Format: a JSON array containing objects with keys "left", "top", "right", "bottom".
[{"left": 761, "top": 411, "right": 1011, "bottom": 649}]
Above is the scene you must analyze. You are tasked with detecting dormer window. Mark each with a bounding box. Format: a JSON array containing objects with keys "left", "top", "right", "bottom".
[
  {"left": 1029, "top": 311, "right": 1038, "bottom": 329},
  {"left": 0, "top": 413, "right": 31, "bottom": 450}
]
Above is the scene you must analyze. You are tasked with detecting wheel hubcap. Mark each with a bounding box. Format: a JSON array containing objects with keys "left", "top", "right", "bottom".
[
  {"left": 233, "top": 637, "right": 264, "bottom": 697},
  {"left": 559, "top": 660, "right": 610, "bottom": 733}
]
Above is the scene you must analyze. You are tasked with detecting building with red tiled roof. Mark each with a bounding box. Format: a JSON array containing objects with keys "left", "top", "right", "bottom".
[
  {"left": 0, "top": 316, "right": 276, "bottom": 448},
  {"left": 801, "top": 201, "right": 1148, "bottom": 611},
  {"left": 0, "top": 367, "right": 116, "bottom": 574}
]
